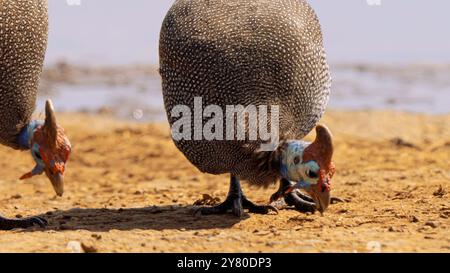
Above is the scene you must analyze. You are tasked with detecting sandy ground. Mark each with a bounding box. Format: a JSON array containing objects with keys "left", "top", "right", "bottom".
[{"left": 0, "top": 110, "right": 449, "bottom": 253}]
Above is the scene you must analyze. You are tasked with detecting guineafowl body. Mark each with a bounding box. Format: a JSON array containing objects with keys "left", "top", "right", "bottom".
[
  {"left": 0, "top": 0, "right": 48, "bottom": 149},
  {"left": 160, "top": 0, "right": 331, "bottom": 187},
  {"left": 0, "top": 0, "right": 72, "bottom": 230}
]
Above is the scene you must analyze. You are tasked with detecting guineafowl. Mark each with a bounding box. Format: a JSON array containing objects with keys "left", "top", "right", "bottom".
[
  {"left": 0, "top": 0, "right": 72, "bottom": 230},
  {"left": 160, "top": 0, "right": 335, "bottom": 216}
]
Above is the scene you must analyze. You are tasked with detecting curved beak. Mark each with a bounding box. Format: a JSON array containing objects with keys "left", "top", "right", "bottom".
[
  {"left": 47, "top": 172, "right": 64, "bottom": 197},
  {"left": 308, "top": 185, "right": 330, "bottom": 214}
]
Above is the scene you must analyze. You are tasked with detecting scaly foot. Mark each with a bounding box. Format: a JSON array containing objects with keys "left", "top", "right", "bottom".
[
  {"left": 195, "top": 175, "right": 277, "bottom": 217},
  {"left": 196, "top": 193, "right": 278, "bottom": 217}
]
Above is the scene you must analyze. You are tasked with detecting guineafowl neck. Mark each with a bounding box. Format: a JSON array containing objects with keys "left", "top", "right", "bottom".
[
  {"left": 16, "top": 120, "right": 44, "bottom": 150},
  {"left": 252, "top": 142, "right": 285, "bottom": 180}
]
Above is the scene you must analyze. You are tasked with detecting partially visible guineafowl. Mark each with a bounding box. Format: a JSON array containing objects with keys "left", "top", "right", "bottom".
[
  {"left": 0, "top": 0, "right": 72, "bottom": 230},
  {"left": 160, "top": 0, "right": 335, "bottom": 216}
]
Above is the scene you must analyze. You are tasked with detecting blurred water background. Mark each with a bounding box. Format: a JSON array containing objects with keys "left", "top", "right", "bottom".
[{"left": 37, "top": 0, "right": 450, "bottom": 121}]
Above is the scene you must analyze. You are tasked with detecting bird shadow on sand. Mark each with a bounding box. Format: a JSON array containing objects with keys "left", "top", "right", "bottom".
[{"left": 26, "top": 205, "right": 247, "bottom": 232}]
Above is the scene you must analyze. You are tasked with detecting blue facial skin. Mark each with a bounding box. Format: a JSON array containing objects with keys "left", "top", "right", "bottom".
[
  {"left": 17, "top": 120, "right": 45, "bottom": 175},
  {"left": 294, "top": 160, "right": 321, "bottom": 190},
  {"left": 281, "top": 162, "right": 312, "bottom": 190},
  {"left": 280, "top": 141, "right": 320, "bottom": 191}
]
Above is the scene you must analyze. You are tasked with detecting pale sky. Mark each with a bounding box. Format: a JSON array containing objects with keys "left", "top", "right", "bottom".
[{"left": 46, "top": 0, "right": 450, "bottom": 65}]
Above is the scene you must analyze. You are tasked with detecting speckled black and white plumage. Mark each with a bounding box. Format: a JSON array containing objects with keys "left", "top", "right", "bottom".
[
  {"left": 160, "top": 0, "right": 331, "bottom": 186},
  {"left": 0, "top": 0, "right": 48, "bottom": 150}
]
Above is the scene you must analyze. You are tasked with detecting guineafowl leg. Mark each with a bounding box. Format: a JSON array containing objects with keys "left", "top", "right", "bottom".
[
  {"left": 0, "top": 214, "right": 47, "bottom": 230},
  {"left": 196, "top": 175, "right": 278, "bottom": 217}
]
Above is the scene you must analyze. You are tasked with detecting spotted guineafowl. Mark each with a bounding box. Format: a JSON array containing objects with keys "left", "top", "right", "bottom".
[
  {"left": 0, "top": 0, "right": 71, "bottom": 230},
  {"left": 160, "top": 0, "right": 335, "bottom": 216}
]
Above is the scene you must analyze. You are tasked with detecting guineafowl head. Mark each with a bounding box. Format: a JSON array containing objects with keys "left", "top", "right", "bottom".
[
  {"left": 279, "top": 125, "right": 335, "bottom": 213},
  {"left": 19, "top": 100, "right": 71, "bottom": 196}
]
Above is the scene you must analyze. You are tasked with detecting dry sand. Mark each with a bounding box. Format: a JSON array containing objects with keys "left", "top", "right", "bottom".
[{"left": 0, "top": 110, "right": 449, "bottom": 252}]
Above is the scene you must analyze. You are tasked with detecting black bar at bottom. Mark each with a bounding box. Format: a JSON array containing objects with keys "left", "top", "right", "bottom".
[{"left": 0, "top": 253, "right": 445, "bottom": 272}]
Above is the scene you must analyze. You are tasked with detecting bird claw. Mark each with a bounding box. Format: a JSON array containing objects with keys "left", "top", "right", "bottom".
[
  {"left": 194, "top": 201, "right": 233, "bottom": 216},
  {"left": 330, "top": 197, "right": 346, "bottom": 204},
  {"left": 0, "top": 216, "right": 48, "bottom": 230},
  {"left": 25, "top": 216, "right": 48, "bottom": 228},
  {"left": 249, "top": 205, "right": 278, "bottom": 215},
  {"left": 242, "top": 198, "right": 278, "bottom": 215},
  {"left": 284, "top": 190, "right": 317, "bottom": 213},
  {"left": 273, "top": 189, "right": 344, "bottom": 213}
]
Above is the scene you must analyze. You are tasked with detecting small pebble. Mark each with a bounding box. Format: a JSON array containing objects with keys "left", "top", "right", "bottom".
[
  {"left": 67, "top": 241, "right": 83, "bottom": 253},
  {"left": 66, "top": 241, "right": 98, "bottom": 253},
  {"left": 425, "top": 221, "right": 439, "bottom": 228},
  {"left": 81, "top": 243, "right": 98, "bottom": 253}
]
